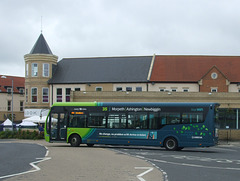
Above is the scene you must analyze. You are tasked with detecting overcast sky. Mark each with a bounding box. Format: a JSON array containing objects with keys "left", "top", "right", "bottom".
[{"left": 1, "top": 0, "right": 240, "bottom": 77}]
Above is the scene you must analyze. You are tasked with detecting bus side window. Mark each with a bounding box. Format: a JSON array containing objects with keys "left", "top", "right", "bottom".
[
  {"left": 128, "top": 113, "right": 148, "bottom": 129},
  {"left": 108, "top": 113, "right": 126, "bottom": 129},
  {"left": 161, "top": 112, "right": 180, "bottom": 125},
  {"left": 69, "top": 115, "right": 87, "bottom": 128},
  {"left": 182, "top": 113, "right": 190, "bottom": 124},
  {"left": 88, "top": 113, "right": 106, "bottom": 128},
  {"left": 149, "top": 113, "right": 160, "bottom": 129},
  {"left": 182, "top": 112, "right": 203, "bottom": 123}
]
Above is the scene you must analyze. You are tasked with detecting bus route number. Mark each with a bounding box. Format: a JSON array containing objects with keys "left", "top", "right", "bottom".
[{"left": 102, "top": 107, "right": 108, "bottom": 111}]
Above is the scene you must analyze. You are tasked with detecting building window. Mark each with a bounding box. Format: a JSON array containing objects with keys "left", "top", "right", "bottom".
[
  {"left": 32, "top": 63, "right": 38, "bottom": 77},
  {"left": 66, "top": 88, "right": 71, "bottom": 102},
  {"left": 31, "top": 88, "right": 38, "bottom": 102},
  {"left": 116, "top": 87, "right": 122, "bottom": 91},
  {"left": 20, "top": 101, "right": 24, "bottom": 112},
  {"left": 211, "top": 88, "right": 218, "bottom": 92},
  {"left": 126, "top": 87, "right": 132, "bottom": 92},
  {"left": 136, "top": 87, "right": 142, "bottom": 92},
  {"left": 26, "top": 89, "right": 28, "bottom": 102},
  {"left": 75, "top": 88, "right": 81, "bottom": 91},
  {"left": 19, "top": 88, "right": 24, "bottom": 94},
  {"left": 171, "top": 89, "right": 177, "bottom": 92},
  {"left": 26, "top": 64, "right": 28, "bottom": 77},
  {"left": 183, "top": 88, "right": 189, "bottom": 92},
  {"left": 57, "top": 88, "right": 62, "bottom": 102},
  {"left": 7, "top": 87, "right": 12, "bottom": 94},
  {"left": 7, "top": 101, "right": 11, "bottom": 111},
  {"left": 211, "top": 72, "right": 218, "bottom": 79},
  {"left": 159, "top": 88, "right": 165, "bottom": 92},
  {"left": 42, "top": 88, "right": 49, "bottom": 103},
  {"left": 96, "top": 87, "right": 103, "bottom": 91},
  {"left": 43, "top": 63, "right": 49, "bottom": 77}
]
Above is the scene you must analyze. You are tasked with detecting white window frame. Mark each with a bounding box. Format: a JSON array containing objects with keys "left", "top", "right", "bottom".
[
  {"left": 7, "top": 87, "right": 12, "bottom": 93},
  {"left": 66, "top": 88, "right": 71, "bottom": 102},
  {"left": 116, "top": 87, "right": 123, "bottom": 91},
  {"left": 26, "top": 63, "right": 29, "bottom": 77},
  {"left": 211, "top": 87, "right": 218, "bottom": 92},
  {"left": 26, "top": 88, "right": 28, "bottom": 103},
  {"left": 136, "top": 87, "right": 142, "bottom": 92},
  {"left": 96, "top": 87, "right": 103, "bottom": 91},
  {"left": 56, "top": 88, "right": 62, "bottom": 102},
  {"left": 43, "top": 63, "right": 49, "bottom": 77},
  {"left": 32, "top": 63, "right": 38, "bottom": 77},
  {"left": 126, "top": 87, "right": 132, "bottom": 92},
  {"left": 31, "top": 87, "right": 38, "bottom": 103},
  {"left": 42, "top": 87, "right": 49, "bottom": 103}
]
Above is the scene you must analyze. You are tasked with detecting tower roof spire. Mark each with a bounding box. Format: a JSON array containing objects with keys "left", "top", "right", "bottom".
[{"left": 30, "top": 34, "right": 53, "bottom": 54}]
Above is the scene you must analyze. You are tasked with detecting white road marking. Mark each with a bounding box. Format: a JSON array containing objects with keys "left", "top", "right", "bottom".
[
  {"left": 0, "top": 144, "right": 51, "bottom": 179},
  {"left": 0, "top": 157, "right": 51, "bottom": 179},
  {"left": 135, "top": 167, "right": 154, "bottom": 181},
  {"left": 149, "top": 158, "right": 240, "bottom": 171}
]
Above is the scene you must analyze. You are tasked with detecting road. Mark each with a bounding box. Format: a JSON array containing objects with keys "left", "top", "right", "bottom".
[
  {"left": 0, "top": 140, "right": 163, "bottom": 181},
  {"left": 109, "top": 143, "right": 240, "bottom": 181},
  {"left": 0, "top": 141, "right": 46, "bottom": 179},
  {"left": 1, "top": 139, "right": 239, "bottom": 181}
]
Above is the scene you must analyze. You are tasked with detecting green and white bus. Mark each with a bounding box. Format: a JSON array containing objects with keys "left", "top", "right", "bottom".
[{"left": 44, "top": 102, "right": 219, "bottom": 150}]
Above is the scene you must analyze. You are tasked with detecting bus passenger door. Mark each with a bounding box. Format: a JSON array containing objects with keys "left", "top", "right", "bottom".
[{"left": 50, "top": 113, "right": 67, "bottom": 141}]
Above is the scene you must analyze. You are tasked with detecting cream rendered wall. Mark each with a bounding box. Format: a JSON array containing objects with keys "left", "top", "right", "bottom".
[
  {"left": 148, "top": 83, "right": 199, "bottom": 92},
  {"left": 0, "top": 93, "right": 25, "bottom": 122},
  {"left": 229, "top": 84, "right": 240, "bottom": 92}
]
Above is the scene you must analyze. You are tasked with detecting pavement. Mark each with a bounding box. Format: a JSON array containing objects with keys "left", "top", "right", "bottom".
[
  {"left": 3, "top": 140, "right": 164, "bottom": 181},
  {"left": 218, "top": 140, "right": 240, "bottom": 146}
]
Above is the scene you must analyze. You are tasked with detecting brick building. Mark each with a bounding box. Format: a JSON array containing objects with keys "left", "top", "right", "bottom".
[{"left": 0, "top": 75, "right": 25, "bottom": 123}]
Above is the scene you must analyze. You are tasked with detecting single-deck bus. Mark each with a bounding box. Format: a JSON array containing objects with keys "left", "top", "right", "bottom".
[{"left": 44, "top": 102, "right": 219, "bottom": 151}]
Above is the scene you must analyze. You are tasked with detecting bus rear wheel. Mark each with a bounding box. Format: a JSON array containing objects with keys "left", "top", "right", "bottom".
[
  {"left": 164, "top": 137, "right": 178, "bottom": 151},
  {"left": 70, "top": 135, "right": 81, "bottom": 147}
]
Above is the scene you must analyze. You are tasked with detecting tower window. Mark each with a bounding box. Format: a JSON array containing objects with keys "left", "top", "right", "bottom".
[
  {"left": 32, "top": 63, "right": 38, "bottom": 77},
  {"left": 26, "top": 64, "right": 29, "bottom": 77},
  {"left": 43, "top": 63, "right": 49, "bottom": 77},
  {"left": 26, "top": 89, "right": 28, "bottom": 102},
  {"left": 42, "top": 88, "right": 49, "bottom": 103},
  {"left": 31, "top": 88, "right": 38, "bottom": 103}
]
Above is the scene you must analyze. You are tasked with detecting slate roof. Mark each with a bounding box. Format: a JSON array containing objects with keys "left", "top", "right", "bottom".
[
  {"left": 150, "top": 55, "right": 240, "bottom": 83},
  {"left": 30, "top": 34, "right": 53, "bottom": 54},
  {"left": 48, "top": 56, "right": 153, "bottom": 84},
  {"left": 0, "top": 75, "right": 25, "bottom": 93}
]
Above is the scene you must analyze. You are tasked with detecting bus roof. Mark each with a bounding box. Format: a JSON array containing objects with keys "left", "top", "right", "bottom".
[{"left": 52, "top": 102, "right": 219, "bottom": 107}]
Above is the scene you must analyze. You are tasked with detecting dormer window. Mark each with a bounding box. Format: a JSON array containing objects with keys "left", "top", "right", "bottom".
[
  {"left": 7, "top": 87, "right": 12, "bottom": 94},
  {"left": 19, "top": 88, "right": 24, "bottom": 94}
]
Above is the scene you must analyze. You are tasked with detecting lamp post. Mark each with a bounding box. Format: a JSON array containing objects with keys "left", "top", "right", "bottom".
[{"left": 1, "top": 76, "right": 14, "bottom": 130}]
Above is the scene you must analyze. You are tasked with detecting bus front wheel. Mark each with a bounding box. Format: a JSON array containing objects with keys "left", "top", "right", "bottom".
[
  {"left": 70, "top": 135, "right": 81, "bottom": 147},
  {"left": 164, "top": 137, "right": 178, "bottom": 151}
]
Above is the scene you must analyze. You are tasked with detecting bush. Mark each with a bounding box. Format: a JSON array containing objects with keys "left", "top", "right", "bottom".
[{"left": 0, "top": 129, "right": 44, "bottom": 140}]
